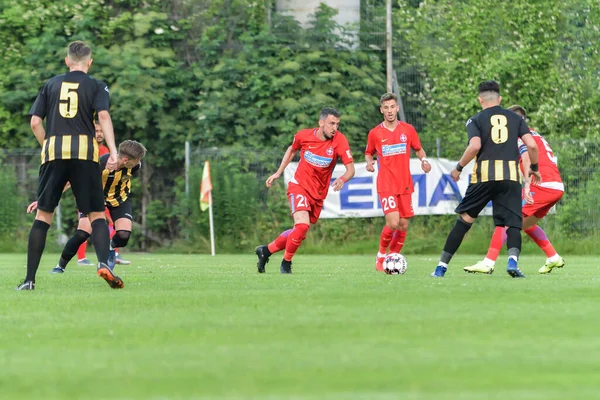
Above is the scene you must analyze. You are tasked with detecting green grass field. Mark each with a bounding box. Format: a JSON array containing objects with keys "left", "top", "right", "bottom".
[{"left": 1, "top": 252, "right": 599, "bottom": 399}]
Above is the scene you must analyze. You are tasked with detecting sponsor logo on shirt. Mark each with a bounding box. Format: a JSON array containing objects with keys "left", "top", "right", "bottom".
[
  {"left": 304, "top": 151, "right": 333, "bottom": 168},
  {"left": 381, "top": 143, "right": 407, "bottom": 157},
  {"left": 346, "top": 150, "right": 353, "bottom": 159}
]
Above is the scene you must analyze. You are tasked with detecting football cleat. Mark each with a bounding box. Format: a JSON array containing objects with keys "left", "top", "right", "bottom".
[
  {"left": 77, "top": 258, "right": 93, "bottom": 266},
  {"left": 107, "top": 249, "right": 117, "bottom": 270},
  {"left": 97, "top": 263, "right": 124, "bottom": 289},
  {"left": 280, "top": 259, "right": 292, "bottom": 274},
  {"left": 255, "top": 245, "right": 270, "bottom": 273},
  {"left": 115, "top": 254, "right": 131, "bottom": 265},
  {"left": 538, "top": 256, "right": 565, "bottom": 274},
  {"left": 430, "top": 265, "right": 447, "bottom": 277},
  {"left": 506, "top": 258, "right": 525, "bottom": 278},
  {"left": 16, "top": 281, "right": 35, "bottom": 291},
  {"left": 463, "top": 261, "right": 494, "bottom": 274},
  {"left": 50, "top": 266, "right": 65, "bottom": 274},
  {"left": 375, "top": 256, "right": 385, "bottom": 272}
]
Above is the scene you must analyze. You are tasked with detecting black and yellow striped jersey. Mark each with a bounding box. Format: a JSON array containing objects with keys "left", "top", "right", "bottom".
[
  {"left": 465, "top": 105, "right": 530, "bottom": 184},
  {"left": 29, "top": 70, "right": 110, "bottom": 164},
  {"left": 100, "top": 154, "right": 141, "bottom": 207}
]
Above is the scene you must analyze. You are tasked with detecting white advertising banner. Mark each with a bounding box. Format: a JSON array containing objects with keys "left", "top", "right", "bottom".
[{"left": 283, "top": 158, "right": 490, "bottom": 218}]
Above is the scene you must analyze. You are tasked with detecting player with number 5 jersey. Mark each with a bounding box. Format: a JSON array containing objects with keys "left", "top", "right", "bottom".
[
  {"left": 254, "top": 108, "right": 355, "bottom": 274},
  {"left": 365, "top": 93, "right": 431, "bottom": 273}
]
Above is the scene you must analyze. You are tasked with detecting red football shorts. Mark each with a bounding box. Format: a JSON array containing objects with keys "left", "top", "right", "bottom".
[
  {"left": 287, "top": 183, "right": 323, "bottom": 224},
  {"left": 378, "top": 192, "right": 414, "bottom": 218},
  {"left": 522, "top": 186, "right": 563, "bottom": 218}
]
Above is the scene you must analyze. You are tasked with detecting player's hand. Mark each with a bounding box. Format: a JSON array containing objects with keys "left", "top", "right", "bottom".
[
  {"left": 27, "top": 201, "right": 38, "bottom": 213},
  {"left": 266, "top": 172, "right": 281, "bottom": 188},
  {"left": 366, "top": 160, "right": 375, "bottom": 173},
  {"left": 106, "top": 151, "right": 118, "bottom": 171},
  {"left": 528, "top": 170, "right": 542, "bottom": 186},
  {"left": 421, "top": 159, "right": 432, "bottom": 173},
  {"left": 451, "top": 168, "right": 461, "bottom": 182},
  {"left": 331, "top": 177, "right": 346, "bottom": 192},
  {"left": 523, "top": 186, "right": 534, "bottom": 205}
]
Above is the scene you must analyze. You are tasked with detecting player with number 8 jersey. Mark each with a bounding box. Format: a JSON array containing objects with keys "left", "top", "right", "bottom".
[
  {"left": 254, "top": 108, "right": 355, "bottom": 274},
  {"left": 365, "top": 93, "right": 431, "bottom": 273}
]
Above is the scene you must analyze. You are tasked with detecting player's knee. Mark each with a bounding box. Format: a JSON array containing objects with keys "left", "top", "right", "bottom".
[
  {"left": 75, "top": 229, "right": 91, "bottom": 243},
  {"left": 459, "top": 213, "right": 475, "bottom": 225},
  {"left": 112, "top": 230, "right": 131, "bottom": 248},
  {"left": 294, "top": 223, "right": 310, "bottom": 239},
  {"left": 396, "top": 219, "right": 409, "bottom": 231}
]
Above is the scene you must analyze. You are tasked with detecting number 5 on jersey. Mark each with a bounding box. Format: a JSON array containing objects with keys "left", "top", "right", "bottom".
[{"left": 59, "top": 82, "right": 80, "bottom": 118}]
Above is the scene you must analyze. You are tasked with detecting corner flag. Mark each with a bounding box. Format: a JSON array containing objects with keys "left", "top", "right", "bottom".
[{"left": 200, "top": 161, "right": 212, "bottom": 212}]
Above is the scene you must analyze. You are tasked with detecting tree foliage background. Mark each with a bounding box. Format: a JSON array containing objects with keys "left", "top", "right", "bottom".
[{"left": 0, "top": 0, "right": 599, "bottom": 252}]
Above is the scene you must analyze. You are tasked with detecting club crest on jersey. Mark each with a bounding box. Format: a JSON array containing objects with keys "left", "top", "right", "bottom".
[
  {"left": 326, "top": 147, "right": 334, "bottom": 156},
  {"left": 399, "top": 134, "right": 407, "bottom": 143}
]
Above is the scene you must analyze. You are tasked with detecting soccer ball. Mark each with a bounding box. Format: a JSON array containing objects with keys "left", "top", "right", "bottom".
[{"left": 383, "top": 253, "right": 408, "bottom": 275}]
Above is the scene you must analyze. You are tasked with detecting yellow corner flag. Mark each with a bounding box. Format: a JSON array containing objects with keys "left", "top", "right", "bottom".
[{"left": 200, "top": 161, "right": 212, "bottom": 212}]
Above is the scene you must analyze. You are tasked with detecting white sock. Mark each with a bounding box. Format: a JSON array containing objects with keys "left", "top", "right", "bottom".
[
  {"left": 483, "top": 258, "right": 496, "bottom": 267},
  {"left": 438, "top": 262, "right": 448, "bottom": 268},
  {"left": 509, "top": 255, "right": 518, "bottom": 262},
  {"left": 377, "top": 252, "right": 386, "bottom": 258},
  {"left": 547, "top": 254, "right": 560, "bottom": 262}
]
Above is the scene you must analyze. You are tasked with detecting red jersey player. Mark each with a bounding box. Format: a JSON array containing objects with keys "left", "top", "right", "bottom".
[
  {"left": 254, "top": 107, "right": 355, "bottom": 274},
  {"left": 464, "top": 105, "right": 564, "bottom": 274},
  {"left": 365, "top": 93, "right": 431, "bottom": 273}
]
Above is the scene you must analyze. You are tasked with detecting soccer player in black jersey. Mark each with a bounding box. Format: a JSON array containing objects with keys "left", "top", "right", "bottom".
[
  {"left": 27, "top": 140, "right": 147, "bottom": 274},
  {"left": 431, "top": 80, "right": 542, "bottom": 278},
  {"left": 17, "top": 41, "right": 123, "bottom": 290}
]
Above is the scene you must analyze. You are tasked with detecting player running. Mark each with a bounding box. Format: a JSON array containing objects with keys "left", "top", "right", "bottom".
[
  {"left": 254, "top": 107, "right": 355, "bottom": 274},
  {"left": 464, "top": 105, "right": 564, "bottom": 274}
]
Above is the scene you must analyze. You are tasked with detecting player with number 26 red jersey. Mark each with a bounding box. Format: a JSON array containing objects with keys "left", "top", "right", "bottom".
[{"left": 365, "top": 93, "right": 431, "bottom": 273}]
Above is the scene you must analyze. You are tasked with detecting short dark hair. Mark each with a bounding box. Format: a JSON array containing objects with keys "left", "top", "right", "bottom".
[
  {"left": 119, "top": 140, "right": 147, "bottom": 160},
  {"left": 508, "top": 105, "right": 527, "bottom": 119},
  {"left": 478, "top": 80, "right": 500, "bottom": 94},
  {"left": 67, "top": 41, "right": 91, "bottom": 62},
  {"left": 320, "top": 107, "right": 340, "bottom": 120},
  {"left": 379, "top": 92, "right": 398, "bottom": 105}
]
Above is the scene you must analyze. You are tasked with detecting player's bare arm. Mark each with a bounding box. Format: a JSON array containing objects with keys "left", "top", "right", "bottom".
[
  {"left": 331, "top": 162, "right": 355, "bottom": 192},
  {"left": 365, "top": 154, "right": 376, "bottom": 172},
  {"left": 97, "top": 110, "right": 118, "bottom": 170},
  {"left": 30, "top": 116, "right": 46, "bottom": 146},
  {"left": 415, "top": 148, "right": 432, "bottom": 173},
  {"left": 266, "top": 145, "right": 298, "bottom": 187},
  {"left": 521, "top": 133, "right": 542, "bottom": 185},
  {"left": 451, "top": 137, "right": 481, "bottom": 182}
]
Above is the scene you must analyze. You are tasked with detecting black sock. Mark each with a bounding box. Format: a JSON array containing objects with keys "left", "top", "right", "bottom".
[
  {"left": 59, "top": 229, "right": 90, "bottom": 268},
  {"left": 440, "top": 216, "right": 473, "bottom": 264},
  {"left": 506, "top": 227, "right": 522, "bottom": 259},
  {"left": 25, "top": 220, "right": 51, "bottom": 282},
  {"left": 91, "top": 219, "right": 110, "bottom": 264}
]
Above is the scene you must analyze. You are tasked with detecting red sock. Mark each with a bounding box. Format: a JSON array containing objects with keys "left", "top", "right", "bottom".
[
  {"left": 283, "top": 223, "right": 310, "bottom": 261},
  {"left": 389, "top": 230, "right": 407, "bottom": 253},
  {"left": 525, "top": 225, "right": 557, "bottom": 258},
  {"left": 485, "top": 226, "right": 506, "bottom": 262},
  {"left": 77, "top": 241, "right": 87, "bottom": 260},
  {"left": 268, "top": 229, "right": 292, "bottom": 254},
  {"left": 379, "top": 226, "right": 394, "bottom": 254}
]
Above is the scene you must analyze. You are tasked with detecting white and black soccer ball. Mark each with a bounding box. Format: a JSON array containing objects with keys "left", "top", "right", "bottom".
[{"left": 383, "top": 253, "right": 408, "bottom": 275}]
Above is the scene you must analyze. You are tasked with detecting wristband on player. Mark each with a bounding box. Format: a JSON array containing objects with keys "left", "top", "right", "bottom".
[
  {"left": 421, "top": 158, "right": 430, "bottom": 163},
  {"left": 339, "top": 176, "right": 347, "bottom": 183},
  {"left": 456, "top": 163, "right": 464, "bottom": 172},
  {"left": 530, "top": 163, "right": 539, "bottom": 172}
]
